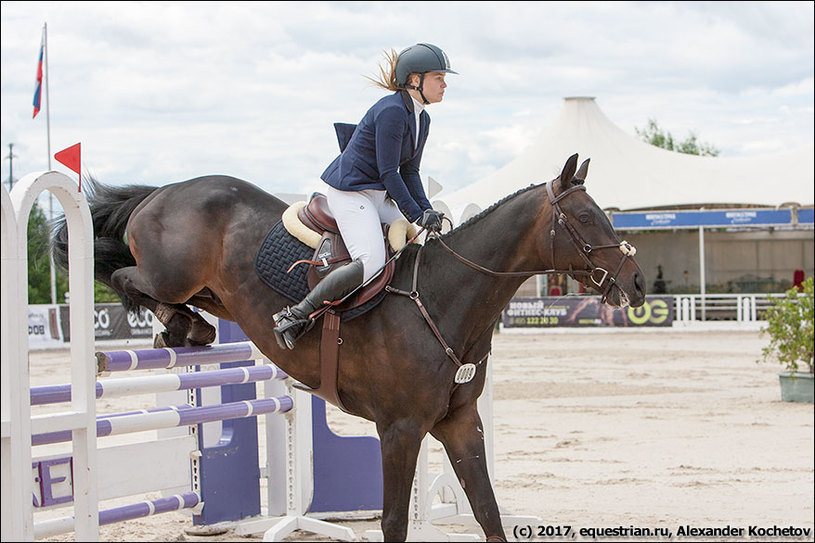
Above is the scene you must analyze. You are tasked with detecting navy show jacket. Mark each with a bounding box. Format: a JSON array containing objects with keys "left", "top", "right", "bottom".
[{"left": 321, "top": 91, "right": 433, "bottom": 223}]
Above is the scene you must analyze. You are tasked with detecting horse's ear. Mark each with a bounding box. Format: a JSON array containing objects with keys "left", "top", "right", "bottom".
[
  {"left": 573, "top": 158, "right": 590, "bottom": 185},
  {"left": 558, "top": 153, "right": 579, "bottom": 190}
]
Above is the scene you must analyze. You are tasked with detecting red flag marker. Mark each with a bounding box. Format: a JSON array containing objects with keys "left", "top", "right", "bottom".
[{"left": 54, "top": 142, "right": 81, "bottom": 191}]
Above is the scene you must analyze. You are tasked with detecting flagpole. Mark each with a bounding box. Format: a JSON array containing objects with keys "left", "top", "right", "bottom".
[{"left": 44, "top": 22, "right": 57, "bottom": 305}]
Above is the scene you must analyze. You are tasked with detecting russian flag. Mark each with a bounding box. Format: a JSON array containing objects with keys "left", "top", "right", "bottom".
[{"left": 33, "top": 32, "right": 44, "bottom": 118}]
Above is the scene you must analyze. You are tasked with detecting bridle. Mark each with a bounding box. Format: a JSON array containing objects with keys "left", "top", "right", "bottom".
[
  {"left": 434, "top": 181, "right": 637, "bottom": 304},
  {"left": 385, "top": 180, "right": 638, "bottom": 384},
  {"left": 543, "top": 181, "right": 637, "bottom": 303}
]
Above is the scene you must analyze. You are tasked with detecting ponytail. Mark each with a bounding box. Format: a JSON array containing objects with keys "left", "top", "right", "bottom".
[{"left": 364, "top": 49, "right": 402, "bottom": 91}]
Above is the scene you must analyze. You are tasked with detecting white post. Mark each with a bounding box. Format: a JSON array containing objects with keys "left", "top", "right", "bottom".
[
  {"left": 264, "top": 377, "right": 288, "bottom": 518},
  {"left": 1, "top": 183, "right": 32, "bottom": 540},
  {"left": 9, "top": 172, "right": 98, "bottom": 540},
  {"left": 738, "top": 296, "right": 756, "bottom": 322},
  {"left": 698, "top": 226, "right": 706, "bottom": 321},
  {"left": 258, "top": 387, "right": 357, "bottom": 542}
]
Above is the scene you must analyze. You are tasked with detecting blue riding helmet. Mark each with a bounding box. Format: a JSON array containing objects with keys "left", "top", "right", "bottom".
[{"left": 395, "top": 43, "right": 457, "bottom": 88}]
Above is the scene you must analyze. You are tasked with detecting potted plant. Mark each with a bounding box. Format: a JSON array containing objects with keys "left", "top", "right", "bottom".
[{"left": 758, "top": 276, "right": 814, "bottom": 403}]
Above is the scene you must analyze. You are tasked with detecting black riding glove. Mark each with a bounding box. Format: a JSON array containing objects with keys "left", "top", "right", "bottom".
[{"left": 418, "top": 209, "right": 444, "bottom": 233}]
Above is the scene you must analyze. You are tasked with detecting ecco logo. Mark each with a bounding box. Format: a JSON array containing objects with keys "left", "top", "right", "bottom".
[
  {"left": 127, "top": 308, "right": 154, "bottom": 328},
  {"left": 94, "top": 308, "right": 111, "bottom": 330}
]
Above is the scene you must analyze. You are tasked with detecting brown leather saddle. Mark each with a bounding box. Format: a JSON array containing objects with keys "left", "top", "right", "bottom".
[{"left": 294, "top": 192, "right": 395, "bottom": 312}]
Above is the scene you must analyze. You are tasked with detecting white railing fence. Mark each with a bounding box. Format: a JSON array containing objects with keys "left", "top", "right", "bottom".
[{"left": 673, "top": 293, "right": 783, "bottom": 323}]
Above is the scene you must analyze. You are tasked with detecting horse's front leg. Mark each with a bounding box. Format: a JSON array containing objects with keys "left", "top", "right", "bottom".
[
  {"left": 431, "top": 402, "right": 507, "bottom": 542},
  {"left": 377, "top": 418, "right": 425, "bottom": 542},
  {"left": 110, "top": 266, "right": 215, "bottom": 347}
]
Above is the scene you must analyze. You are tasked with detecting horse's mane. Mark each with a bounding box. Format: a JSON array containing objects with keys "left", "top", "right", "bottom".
[{"left": 443, "top": 182, "right": 545, "bottom": 237}]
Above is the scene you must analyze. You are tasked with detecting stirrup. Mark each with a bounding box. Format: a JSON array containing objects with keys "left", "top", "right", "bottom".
[{"left": 272, "top": 308, "right": 312, "bottom": 350}]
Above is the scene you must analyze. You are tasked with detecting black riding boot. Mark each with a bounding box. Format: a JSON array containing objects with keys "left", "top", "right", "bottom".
[{"left": 272, "top": 260, "right": 364, "bottom": 350}]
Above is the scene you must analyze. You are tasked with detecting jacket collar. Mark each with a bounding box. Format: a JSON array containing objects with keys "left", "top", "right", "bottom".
[
  {"left": 400, "top": 90, "right": 414, "bottom": 113},
  {"left": 398, "top": 90, "right": 426, "bottom": 153}
]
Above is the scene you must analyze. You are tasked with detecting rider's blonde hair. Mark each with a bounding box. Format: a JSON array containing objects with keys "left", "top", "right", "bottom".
[{"left": 365, "top": 49, "right": 407, "bottom": 91}]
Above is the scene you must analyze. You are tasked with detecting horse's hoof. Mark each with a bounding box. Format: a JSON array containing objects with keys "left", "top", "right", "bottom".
[
  {"left": 185, "top": 337, "right": 213, "bottom": 347},
  {"left": 189, "top": 320, "right": 216, "bottom": 345},
  {"left": 153, "top": 331, "right": 170, "bottom": 348},
  {"left": 153, "top": 331, "right": 188, "bottom": 348}
]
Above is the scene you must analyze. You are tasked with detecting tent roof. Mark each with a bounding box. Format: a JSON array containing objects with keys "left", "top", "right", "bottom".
[{"left": 436, "top": 97, "right": 814, "bottom": 220}]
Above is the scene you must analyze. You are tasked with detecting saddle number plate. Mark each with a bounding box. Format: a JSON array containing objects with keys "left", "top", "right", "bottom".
[{"left": 454, "top": 363, "right": 477, "bottom": 384}]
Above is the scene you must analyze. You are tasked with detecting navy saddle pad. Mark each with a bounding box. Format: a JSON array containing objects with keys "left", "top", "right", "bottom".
[{"left": 254, "top": 220, "right": 386, "bottom": 321}]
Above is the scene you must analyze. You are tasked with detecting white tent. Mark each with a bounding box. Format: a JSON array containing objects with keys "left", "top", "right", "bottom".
[{"left": 436, "top": 97, "right": 814, "bottom": 221}]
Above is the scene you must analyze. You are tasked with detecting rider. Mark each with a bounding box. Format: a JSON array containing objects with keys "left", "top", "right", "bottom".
[{"left": 273, "top": 43, "right": 456, "bottom": 350}]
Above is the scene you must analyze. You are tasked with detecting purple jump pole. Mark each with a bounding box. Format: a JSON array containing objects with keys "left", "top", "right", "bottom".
[
  {"left": 95, "top": 341, "right": 265, "bottom": 373},
  {"left": 99, "top": 492, "right": 200, "bottom": 524},
  {"left": 32, "top": 396, "right": 293, "bottom": 446},
  {"left": 31, "top": 364, "right": 288, "bottom": 406},
  {"left": 33, "top": 492, "right": 200, "bottom": 539}
]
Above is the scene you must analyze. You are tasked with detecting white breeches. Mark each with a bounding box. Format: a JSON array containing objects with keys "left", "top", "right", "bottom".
[{"left": 325, "top": 186, "right": 407, "bottom": 282}]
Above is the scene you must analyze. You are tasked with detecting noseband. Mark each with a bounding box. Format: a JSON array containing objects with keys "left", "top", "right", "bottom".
[
  {"left": 545, "top": 182, "right": 636, "bottom": 302},
  {"left": 435, "top": 181, "right": 636, "bottom": 303}
]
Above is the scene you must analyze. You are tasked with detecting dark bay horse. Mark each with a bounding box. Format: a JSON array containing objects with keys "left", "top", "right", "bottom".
[{"left": 52, "top": 153, "right": 645, "bottom": 541}]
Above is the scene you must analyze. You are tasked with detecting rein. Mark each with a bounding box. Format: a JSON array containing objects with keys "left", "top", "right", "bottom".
[
  {"left": 387, "top": 181, "right": 637, "bottom": 385},
  {"left": 435, "top": 183, "right": 636, "bottom": 301}
]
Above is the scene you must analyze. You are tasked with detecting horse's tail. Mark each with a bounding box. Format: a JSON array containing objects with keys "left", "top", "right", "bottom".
[{"left": 50, "top": 176, "right": 159, "bottom": 312}]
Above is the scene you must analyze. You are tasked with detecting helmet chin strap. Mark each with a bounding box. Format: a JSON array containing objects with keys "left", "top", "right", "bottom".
[{"left": 404, "top": 73, "right": 430, "bottom": 105}]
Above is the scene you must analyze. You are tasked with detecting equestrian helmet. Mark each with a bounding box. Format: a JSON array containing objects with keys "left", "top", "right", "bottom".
[{"left": 395, "top": 43, "right": 457, "bottom": 86}]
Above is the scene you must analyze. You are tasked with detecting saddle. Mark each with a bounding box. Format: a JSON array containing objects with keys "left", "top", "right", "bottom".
[{"left": 282, "top": 192, "right": 405, "bottom": 312}]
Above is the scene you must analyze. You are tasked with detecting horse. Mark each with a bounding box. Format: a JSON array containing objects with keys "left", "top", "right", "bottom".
[{"left": 52, "top": 153, "right": 646, "bottom": 541}]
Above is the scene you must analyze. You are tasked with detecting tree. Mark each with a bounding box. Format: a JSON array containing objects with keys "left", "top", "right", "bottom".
[
  {"left": 636, "top": 118, "right": 720, "bottom": 157},
  {"left": 758, "top": 277, "right": 814, "bottom": 375},
  {"left": 26, "top": 201, "right": 68, "bottom": 304},
  {"left": 27, "top": 201, "right": 119, "bottom": 304}
]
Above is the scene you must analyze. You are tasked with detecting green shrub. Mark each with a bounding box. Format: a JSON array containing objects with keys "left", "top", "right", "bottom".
[{"left": 758, "top": 277, "right": 814, "bottom": 374}]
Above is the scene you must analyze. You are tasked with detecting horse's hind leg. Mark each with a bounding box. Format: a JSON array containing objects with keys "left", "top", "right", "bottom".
[
  {"left": 377, "top": 419, "right": 425, "bottom": 542},
  {"left": 110, "top": 266, "right": 215, "bottom": 347},
  {"left": 431, "top": 403, "right": 507, "bottom": 542}
]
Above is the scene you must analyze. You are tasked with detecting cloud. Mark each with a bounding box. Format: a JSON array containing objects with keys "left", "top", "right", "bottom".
[{"left": 2, "top": 1, "right": 812, "bottom": 202}]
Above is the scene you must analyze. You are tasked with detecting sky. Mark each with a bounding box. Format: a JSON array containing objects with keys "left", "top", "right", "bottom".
[{"left": 2, "top": 1, "right": 813, "bottom": 210}]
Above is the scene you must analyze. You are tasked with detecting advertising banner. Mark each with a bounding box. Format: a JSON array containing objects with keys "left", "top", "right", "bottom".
[
  {"left": 612, "top": 209, "right": 793, "bottom": 229},
  {"left": 59, "top": 303, "right": 155, "bottom": 342},
  {"left": 502, "top": 296, "right": 674, "bottom": 328},
  {"left": 28, "top": 303, "right": 155, "bottom": 348},
  {"left": 27, "top": 306, "right": 65, "bottom": 349}
]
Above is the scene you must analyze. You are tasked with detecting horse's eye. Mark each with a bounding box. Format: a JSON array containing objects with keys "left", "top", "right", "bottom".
[{"left": 579, "top": 213, "right": 591, "bottom": 224}]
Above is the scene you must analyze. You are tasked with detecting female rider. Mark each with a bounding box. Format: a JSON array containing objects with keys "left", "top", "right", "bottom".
[{"left": 273, "top": 43, "right": 456, "bottom": 350}]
